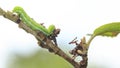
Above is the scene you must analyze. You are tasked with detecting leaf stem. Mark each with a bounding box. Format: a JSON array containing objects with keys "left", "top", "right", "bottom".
[{"left": 86, "top": 35, "right": 96, "bottom": 49}]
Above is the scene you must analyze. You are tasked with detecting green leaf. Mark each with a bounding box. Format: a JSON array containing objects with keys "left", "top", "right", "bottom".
[{"left": 93, "top": 22, "right": 120, "bottom": 37}]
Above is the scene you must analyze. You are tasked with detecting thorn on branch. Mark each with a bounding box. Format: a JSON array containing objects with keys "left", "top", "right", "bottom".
[{"left": 69, "top": 37, "right": 78, "bottom": 44}]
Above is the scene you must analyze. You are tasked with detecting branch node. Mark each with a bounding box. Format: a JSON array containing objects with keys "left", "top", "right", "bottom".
[{"left": 69, "top": 37, "right": 88, "bottom": 68}]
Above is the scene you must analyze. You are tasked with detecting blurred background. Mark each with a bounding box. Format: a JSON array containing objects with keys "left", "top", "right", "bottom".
[{"left": 0, "top": 0, "right": 120, "bottom": 68}]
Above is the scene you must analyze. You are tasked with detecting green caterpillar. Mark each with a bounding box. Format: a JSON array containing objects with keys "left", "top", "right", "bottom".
[
  {"left": 13, "top": 6, "right": 55, "bottom": 36},
  {"left": 93, "top": 22, "right": 120, "bottom": 37}
]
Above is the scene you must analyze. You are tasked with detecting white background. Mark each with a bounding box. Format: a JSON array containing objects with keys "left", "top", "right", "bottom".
[{"left": 0, "top": 0, "right": 120, "bottom": 68}]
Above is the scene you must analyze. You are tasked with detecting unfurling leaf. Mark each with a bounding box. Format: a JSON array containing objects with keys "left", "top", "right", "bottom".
[{"left": 93, "top": 22, "right": 120, "bottom": 37}]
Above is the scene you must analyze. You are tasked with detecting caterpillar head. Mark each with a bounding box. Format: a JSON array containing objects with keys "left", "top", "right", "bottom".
[{"left": 12, "top": 6, "right": 24, "bottom": 14}]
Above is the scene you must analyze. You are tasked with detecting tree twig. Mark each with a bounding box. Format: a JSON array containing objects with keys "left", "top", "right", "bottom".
[{"left": 0, "top": 7, "right": 82, "bottom": 68}]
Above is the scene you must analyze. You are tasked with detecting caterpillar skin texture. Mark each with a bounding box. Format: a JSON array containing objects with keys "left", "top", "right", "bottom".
[
  {"left": 13, "top": 6, "right": 55, "bottom": 36},
  {"left": 93, "top": 22, "right": 120, "bottom": 37}
]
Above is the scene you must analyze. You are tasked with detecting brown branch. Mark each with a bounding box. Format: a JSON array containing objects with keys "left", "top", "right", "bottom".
[{"left": 0, "top": 7, "right": 81, "bottom": 68}]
